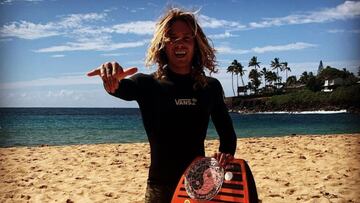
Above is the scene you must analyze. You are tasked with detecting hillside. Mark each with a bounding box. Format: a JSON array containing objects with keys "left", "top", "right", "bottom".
[{"left": 225, "top": 84, "right": 360, "bottom": 113}]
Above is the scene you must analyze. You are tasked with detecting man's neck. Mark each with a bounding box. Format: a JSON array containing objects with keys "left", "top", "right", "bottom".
[{"left": 168, "top": 64, "right": 191, "bottom": 75}]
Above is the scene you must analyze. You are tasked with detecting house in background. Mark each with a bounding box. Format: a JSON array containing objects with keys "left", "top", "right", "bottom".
[
  {"left": 237, "top": 86, "right": 248, "bottom": 96},
  {"left": 322, "top": 78, "right": 344, "bottom": 92}
]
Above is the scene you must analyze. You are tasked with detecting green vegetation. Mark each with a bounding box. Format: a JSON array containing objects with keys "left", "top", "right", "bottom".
[
  {"left": 226, "top": 57, "right": 360, "bottom": 113},
  {"left": 268, "top": 85, "right": 360, "bottom": 111}
]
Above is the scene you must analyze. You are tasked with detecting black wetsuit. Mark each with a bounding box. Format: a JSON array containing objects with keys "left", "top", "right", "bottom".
[{"left": 111, "top": 69, "right": 237, "bottom": 189}]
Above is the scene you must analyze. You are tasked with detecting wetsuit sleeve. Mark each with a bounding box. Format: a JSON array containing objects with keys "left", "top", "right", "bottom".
[
  {"left": 109, "top": 73, "right": 142, "bottom": 101},
  {"left": 210, "top": 79, "right": 237, "bottom": 156}
]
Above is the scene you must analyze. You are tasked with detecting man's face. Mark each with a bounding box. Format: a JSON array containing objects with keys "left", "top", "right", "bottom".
[{"left": 165, "top": 20, "right": 195, "bottom": 73}]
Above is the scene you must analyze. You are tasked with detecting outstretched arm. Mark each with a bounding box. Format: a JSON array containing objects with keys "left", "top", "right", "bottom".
[{"left": 87, "top": 61, "right": 138, "bottom": 94}]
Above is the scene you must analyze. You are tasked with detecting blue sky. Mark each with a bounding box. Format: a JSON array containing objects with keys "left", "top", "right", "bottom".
[{"left": 0, "top": 0, "right": 359, "bottom": 107}]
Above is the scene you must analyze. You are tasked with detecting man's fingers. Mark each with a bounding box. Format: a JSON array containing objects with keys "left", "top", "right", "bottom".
[
  {"left": 112, "top": 62, "right": 120, "bottom": 77},
  {"left": 87, "top": 68, "right": 101, "bottom": 77},
  {"left": 227, "top": 154, "right": 234, "bottom": 161},
  {"left": 213, "top": 152, "right": 234, "bottom": 167},
  {"left": 112, "top": 78, "right": 119, "bottom": 93},
  {"left": 115, "top": 67, "right": 138, "bottom": 80},
  {"left": 100, "top": 65, "right": 106, "bottom": 78},
  {"left": 88, "top": 65, "right": 137, "bottom": 81},
  {"left": 219, "top": 153, "right": 226, "bottom": 166},
  {"left": 213, "top": 152, "right": 221, "bottom": 162},
  {"left": 105, "top": 63, "right": 114, "bottom": 90}
]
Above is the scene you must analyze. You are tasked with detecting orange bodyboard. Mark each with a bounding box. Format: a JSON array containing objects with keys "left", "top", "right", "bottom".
[{"left": 171, "top": 157, "right": 253, "bottom": 203}]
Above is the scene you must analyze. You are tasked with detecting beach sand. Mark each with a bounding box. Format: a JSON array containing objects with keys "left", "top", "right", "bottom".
[{"left": 0, "top": 134, "right": 359, "bottom": 203}]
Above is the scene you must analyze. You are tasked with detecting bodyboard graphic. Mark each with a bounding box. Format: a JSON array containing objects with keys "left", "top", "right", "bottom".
[
  {"left": 172, "top": 157, "right": 258, "bottom": 203},
  {"left": 184, "top": 157, "right": 224, "bottom": 200}
]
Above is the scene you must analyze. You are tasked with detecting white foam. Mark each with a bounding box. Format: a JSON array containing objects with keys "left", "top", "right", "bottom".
[{"left": 251, "top": 109, "right": 347, "bottom": 114}]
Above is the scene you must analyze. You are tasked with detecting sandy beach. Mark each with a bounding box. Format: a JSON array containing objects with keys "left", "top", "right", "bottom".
[{"left": 0, "top": 134, "right": 359, "bottom": 203}]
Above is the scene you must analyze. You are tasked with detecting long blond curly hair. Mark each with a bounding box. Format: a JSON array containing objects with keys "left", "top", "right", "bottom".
[{"left": 145, "top": 8, "right": 217, "bottom": 89}]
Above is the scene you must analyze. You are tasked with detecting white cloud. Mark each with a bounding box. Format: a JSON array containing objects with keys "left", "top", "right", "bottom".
[
  {"left": 51, "top": 54, "right": 65, "bottom": 58},
  {"left": 107, "top": 40, "right": 149, "bottom": 50},
  {"left": 252, "top": 42, "right": 317, "bottom": 53},
  {"left": 208, "top": 31, "right": 238, "bottom": 39},
  {"left": 2, "top": 1, "right": 359, "bottom": 41},
  {"left": 58, "top": 13, "right": 107, "bottom": 29},
  {"left": 0, "top": 21, "right": 60, "bottom": 39},
  {"left": 1, "top": 0, "right": 13, "bottom": 3},
  {"left": 217, "top": 42, "right": 317, "bottom": 55},
  {"left": 127, "top": 7, "right": 146, "bottom": 13},
  {"left": 0, "top": 10, "right": 155, "bottom": 54},
  {"left": 327, "top": 29, "right": 360, "bottom": 34},
  {"left": 0, "top": 74, "right": 101, "bottom": 90},
  {"left": 1, "top": 1, "right": 359, "bottom": 58},
  {"left": 216, "top": 46, "right": 250, "bottom": 55},
  {"left": 0, "top": 88, "right": 139, "bottom": 107},
  {"left": 47, "top": 89, "right": 75, "bottom": 98},
  {"left": 0, "top": 11, "right": 154, "bottom": 42},
  {"left": 100, "top": 53, "right": 129, "bottom": 57},
  {"left": 112, "top": 21, "right": 155, "bottom": 35},
  {"left": 1, "top": 0, "right": 43, "bottom": 5},
  {"left": 249, "top": 1, "right": 360, "bottom": 29},
  {"left": 0, "top": 12, "right": 106, "bottom": 40},
  {"left": 0, "top": 89, "right": 81, "bottom": 107},
  {"left": 34, "top": 39, "right": 149, "bottom": 53},
  {"left": 198, "top": 15, "right": 246, "bottom": 29}
]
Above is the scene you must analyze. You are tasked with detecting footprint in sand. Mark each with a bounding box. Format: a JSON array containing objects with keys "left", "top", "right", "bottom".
[
  {"left": 268, "top": 193, "right": 283, "bottom": 198},
  {"left": 285, "top": 188, "right": 295, "bottom": 195}
]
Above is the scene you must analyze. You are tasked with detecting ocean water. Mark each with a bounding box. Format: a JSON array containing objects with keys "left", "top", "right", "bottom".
[{"left": 0, "top": 108, "right": 359, "bottom": 147}]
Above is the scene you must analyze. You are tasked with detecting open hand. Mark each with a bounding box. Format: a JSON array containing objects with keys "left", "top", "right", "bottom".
[{"left": 87, "top": 61, "right": 138, "bottom": 93}]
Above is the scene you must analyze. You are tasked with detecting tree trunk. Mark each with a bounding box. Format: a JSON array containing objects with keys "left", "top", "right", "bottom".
[
  {"left": 236, "top": 74, "right": 239, "bottom": 96},
  {"left": 231, "top": 73, "right": 235, "bottom": 96}
]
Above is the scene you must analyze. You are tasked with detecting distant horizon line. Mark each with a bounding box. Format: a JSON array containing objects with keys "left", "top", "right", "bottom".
[{"left": 0, "top": 106, "right": 140, "bottom": 108}]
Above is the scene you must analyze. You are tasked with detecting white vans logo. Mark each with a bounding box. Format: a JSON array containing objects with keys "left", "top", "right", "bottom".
[{"left": 175, "top": 98, "right": 197, "bottom": 106}]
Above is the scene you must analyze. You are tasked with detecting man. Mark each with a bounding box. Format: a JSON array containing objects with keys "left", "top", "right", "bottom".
[{"left": 87, "top": 8, "right": 237, "bottom": 203}]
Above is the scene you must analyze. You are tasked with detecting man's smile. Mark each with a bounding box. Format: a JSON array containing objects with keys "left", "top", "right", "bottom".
[{"left": 174, "top": 50, "right": 187, "bottom": 58}]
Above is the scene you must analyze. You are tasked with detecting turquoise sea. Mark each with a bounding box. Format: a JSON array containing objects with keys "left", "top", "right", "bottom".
[{"left": 0, "top": 108, "right": 359, "bottom": 147}]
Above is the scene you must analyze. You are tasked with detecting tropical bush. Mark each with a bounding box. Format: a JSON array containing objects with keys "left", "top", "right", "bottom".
[{"left": 267, "top": 85, "right": 360, "bottom": 110}]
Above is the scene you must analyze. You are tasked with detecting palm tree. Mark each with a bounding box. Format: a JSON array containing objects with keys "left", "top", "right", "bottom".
[
  {"left": 271, "top": 72, "right": 279, "bottom": 86},
  {"left": 229, "top": 60, "right": 246, "bottom": 96},
  {"left": 238, "top": 63, "right": 246, "bottom": 88},
  {"left": 234, "top": 66, "right": 240, "bottom": 94},
  {"left": 286, "top": 76, "right": 297, "bottom": 86},
  {"left": 249, "top": 69, "right": 261, "bottom": 94},
  {"left": 227, "top": 61, "right": 236, "bottom": 96},
  {"left": 248, "top": 56, "right": 261, "bottom": 70},
  {"left": 260, "top": 67, "right": 267, "bottom": 88},
  {"left": 247, "top": 56, "right": 260, "bottom": 95},
  {"left": 281, "top": 62, "right": 291, "bottom": 85},
  {"left": 271, "top": 57, "right": 282, "bottom": 88},
  {"left": 233, "top": 68, "right": 241, "bottom": 96},
  {"left": 266, "top": 71, "right": 278, "bottom": 92},
  {"left": 299, "top": 71, "right": 309, "bottom": 85},
  {"left": 235, "top": 62, "right": 246, "bottom": 96}
]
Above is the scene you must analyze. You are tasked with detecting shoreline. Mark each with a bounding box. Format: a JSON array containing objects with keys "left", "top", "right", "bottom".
[
  {"left": 1, "top": 132, "right": 359, "bottom": 148},
  {"left": 1, "top": 133, "right": 359, "bottom": 202},
  {"left": 231, "top": 109, "right": 349, "bottom": 114}
]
